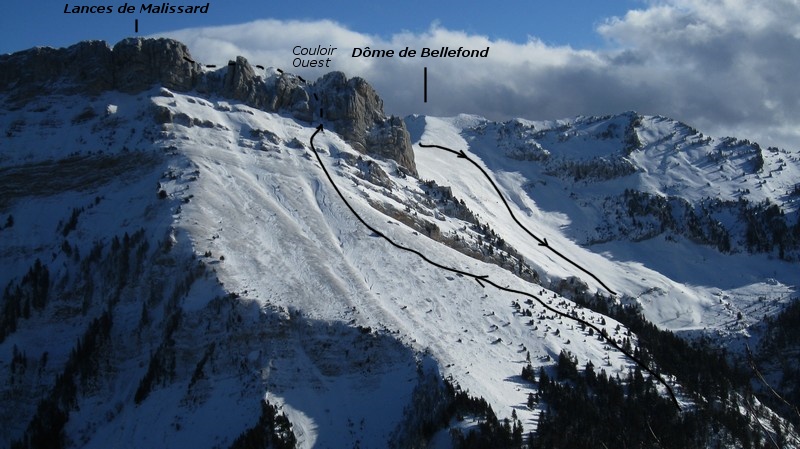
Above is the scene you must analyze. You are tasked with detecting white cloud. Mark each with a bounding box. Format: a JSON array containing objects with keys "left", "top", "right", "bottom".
[{"left": 155, "top": 0, "right": 800, "bottom": 150}]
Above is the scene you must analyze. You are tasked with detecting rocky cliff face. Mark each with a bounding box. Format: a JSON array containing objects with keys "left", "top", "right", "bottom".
[
  {"left": 313, "top": 72, "right": 416, "bottom": 174},
  {"left": 0, "top": 38, "right": 417, "bottom": 175}
]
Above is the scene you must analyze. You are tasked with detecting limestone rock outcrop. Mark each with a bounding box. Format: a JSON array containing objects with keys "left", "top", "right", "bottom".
[
  {"left": 0, "top": 38, "right": 416, "bottom": 175},
  {"left": 313, "top": 72, "right": 416, "bottom": 175},
  {"left": 112, "top": 38, "right": 201, "bottom": 93}
]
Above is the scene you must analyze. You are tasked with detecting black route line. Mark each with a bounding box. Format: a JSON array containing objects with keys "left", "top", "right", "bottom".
[
  {"left": 309, "top": 124, "right": 680, "bottom": 410},
  {"left": 310, "top": 126, "right": 488, "bottom": 284},
  {"left": 419, "top": 143, "right": 617, "bottom": 296}
]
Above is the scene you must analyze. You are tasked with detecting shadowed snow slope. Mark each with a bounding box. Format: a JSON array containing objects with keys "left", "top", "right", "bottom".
[
  {"left": 2, "top": 42, "right": 799, "bottom": 446},
  {"left": 1, "top": 86, "right": 660, "bottom": 447}
]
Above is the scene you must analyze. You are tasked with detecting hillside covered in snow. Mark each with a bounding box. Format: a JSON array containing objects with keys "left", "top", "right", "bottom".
[{"left": 1, "top": 38, "right": 798, "bottom": 448}]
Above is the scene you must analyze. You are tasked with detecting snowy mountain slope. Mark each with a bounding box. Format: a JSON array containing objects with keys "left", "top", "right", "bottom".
[
  {"left": 407, "top": 114, "right": 798, "bottom": 337},
  {"left": 0, "top": 89, "right": 272, "bottom": 447},
  {"left": 151, "top": 90, "right": 668, "bottom": 446},
  {"left": 1, "top": 83, "right": 670, "bottom": 447},
  {"left": 2, "top": 37, "right": 799, "bottom": 448}
]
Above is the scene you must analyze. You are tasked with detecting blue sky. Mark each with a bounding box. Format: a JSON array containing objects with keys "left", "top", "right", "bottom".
[
  {"left": 0, "top": 0, "right": 641, "bottom": 54},
  {"left": 1, "top": 0, "right": 799, "bottom": 151}
]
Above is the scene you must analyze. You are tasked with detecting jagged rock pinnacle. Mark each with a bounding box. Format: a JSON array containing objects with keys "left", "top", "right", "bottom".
[{"left": 313, "top": 71, "right": 416, "bottom": 175}]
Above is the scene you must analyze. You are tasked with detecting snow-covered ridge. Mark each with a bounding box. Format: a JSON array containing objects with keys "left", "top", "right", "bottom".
[
  {"left": 1, "top": 37, "right": 799, "bottom": 447},
  {"left": 0, "top": 37, "right": 418, "bottom": 177},
  {"left": 1, "top": 84, "right": 675, "bottom": 447}
]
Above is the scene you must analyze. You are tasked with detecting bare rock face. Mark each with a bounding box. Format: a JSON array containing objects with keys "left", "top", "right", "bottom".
[
  {"left": 263, "top": 70, "right": 313, "bottom": 121},
  {"left": 112, "top": 38, "right": 200, "bottom": 93},
  {"left": 0, "top": 37, "right": 416, "bottom": 175},
  {"left": 0, "top": 40, "right": 114, "bottom": 100},
  {"left": 314, "top": 72, "right": 417, "bottom": 175},
  {"left": 314, "top": 72, "right": 383, "bottom": 147},
  {"left": 366, "top": 116, "right": 416, "bottom": 175},
  {"left": 0, "top": 38, "right": 198, "bottom": 98}
]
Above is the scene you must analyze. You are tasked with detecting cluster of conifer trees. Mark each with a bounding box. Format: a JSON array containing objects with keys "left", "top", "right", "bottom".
[
  {"left": 526, "top": 290, "right": 796, "bottom": 448},
  {"left": 620, "top": 189, "right": 800, "bottom": 259}
]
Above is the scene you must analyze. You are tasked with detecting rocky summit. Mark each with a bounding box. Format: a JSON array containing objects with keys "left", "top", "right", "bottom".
[{"left": 0, "top": 37, "right": 417, "bottom": 175}]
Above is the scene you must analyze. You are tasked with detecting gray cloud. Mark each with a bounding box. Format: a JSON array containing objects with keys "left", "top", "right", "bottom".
[{"left": 156, "top": 0, "right": 800, "bottom": 150}]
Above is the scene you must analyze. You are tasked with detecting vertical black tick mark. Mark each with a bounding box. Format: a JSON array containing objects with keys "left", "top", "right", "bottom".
[{"left": 424, "top": 67, "right": 428, "bottom": 103}]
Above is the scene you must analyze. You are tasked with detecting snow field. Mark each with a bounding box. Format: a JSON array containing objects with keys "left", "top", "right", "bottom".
[
  {"left": 2, "top": 84, "right": 795, "bottom": 446},
  {"left": 153, "top": 93, "right": 676, "bottom": 444}
]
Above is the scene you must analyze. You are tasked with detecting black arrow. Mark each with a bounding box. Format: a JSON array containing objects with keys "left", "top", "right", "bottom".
[
  {"left": 309, "top": 126, "right": 679, "bottom": 411},
  {"left": 475, "top": 275, "right": 488, "bottom": 288},
  {"left": 310, "top": 125, "right": 489, "bottom": 282},
  {"left": 419, "top": 143, "right": 617, "bottom": 296}
]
